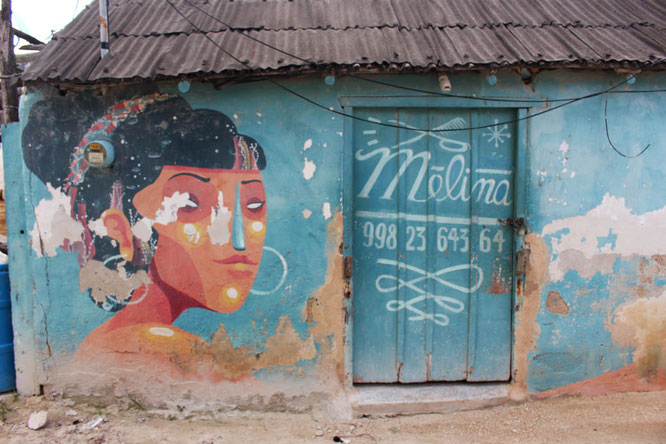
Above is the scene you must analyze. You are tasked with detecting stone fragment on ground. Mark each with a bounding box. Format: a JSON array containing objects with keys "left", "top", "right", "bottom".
[{"left": 27, "top": 411, "right": 48, "bottom": 430}]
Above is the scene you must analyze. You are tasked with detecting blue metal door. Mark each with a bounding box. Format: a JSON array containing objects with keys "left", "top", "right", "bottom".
[{"left": 352, "top": 108, "right": 515, "bottom": 382}]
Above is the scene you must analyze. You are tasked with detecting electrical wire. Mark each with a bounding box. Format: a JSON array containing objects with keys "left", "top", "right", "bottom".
[
  {"left": 604, "top": 94, "right": 652, "bottom": 158},
  {"left": 179, "top": 0, "right": 666, "bottom": 103},
  {"left": 166, "top": 0, "right": 657, "bottom": 134}
]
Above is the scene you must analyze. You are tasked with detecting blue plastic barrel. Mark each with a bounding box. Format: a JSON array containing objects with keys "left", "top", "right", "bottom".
[{"left": 0, "top": 263, "right": 15, "bottom": 392}]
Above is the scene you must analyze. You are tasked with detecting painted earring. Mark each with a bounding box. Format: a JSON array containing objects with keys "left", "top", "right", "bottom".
[
  {"left": 249, "top": 246, "right": 288, "bottom": 295},
  {"left": 232, "top": 183, "right": 246, "bottom": 251}
]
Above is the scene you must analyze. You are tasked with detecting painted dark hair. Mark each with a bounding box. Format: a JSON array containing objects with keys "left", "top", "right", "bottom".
[{"left": 22, "top": 90, "right": 266, "bottom": 310}]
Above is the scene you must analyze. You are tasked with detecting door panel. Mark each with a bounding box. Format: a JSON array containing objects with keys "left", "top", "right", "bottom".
[
  {"left": 352, "top": 108, "right": 400, "bottom": 382},
  {"left": 352, "top": 107, "right": 515, "bottom": 383},
  {"left": 428, "top": 109, "right": 474, "bottom": 381}
]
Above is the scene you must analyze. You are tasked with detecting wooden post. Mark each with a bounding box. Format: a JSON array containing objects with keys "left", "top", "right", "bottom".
[{"left": 0, "top": 0, "right": 18, "bottom": 124}]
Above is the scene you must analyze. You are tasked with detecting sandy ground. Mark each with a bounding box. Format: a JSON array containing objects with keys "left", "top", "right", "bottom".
[{"left": 0, "top": 391, "right": 663, "bottom": 443}]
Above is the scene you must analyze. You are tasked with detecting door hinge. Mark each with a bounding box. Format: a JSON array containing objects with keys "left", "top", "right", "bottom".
[
  {"left": 343, "top": 255, "right": 353, "bottom": 279},
  {"left": 343, "top": 256, "right": 353, "bottom": 299},
  {"left": 498, "top": 217, "right": 525, "bottom": 231},
  {"left": 516, "top": 244, "right": 530, "bottom": 275}
]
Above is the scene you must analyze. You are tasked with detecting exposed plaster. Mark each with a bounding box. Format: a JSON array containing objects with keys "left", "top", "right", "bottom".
[
  {"left": 542, "top": 194, "right": 666, "bottom": 281},
  {"left": 208, "top": 316, "right": 317, "bottom": 380},
  {"left": 303, "top": 139, "right": 313, "bottom": 152},
  {"left": 303, "top": 158, "right": 316, "bottom": 181},
  {"left": 301, "top": 213, "right": 345, "bottom": 381},
  {"left": 510, "top": 233, "right": 548, "bottom": 400},
  {"left": 322, "top": 203, "right": 331, "bottom": 220},
  {"left": 546, "top": 291, "right": 570, "bottom": 316},
  {"left": 154, "top": 192, "right": 194, "bottom": 226},
  {"left": 79, "top": 259, "right": 151, "bottom": 304},
  {"left": 131, "top": 218, "right": 153, "bottom": 242},
  {"left": 609, "top": 292, "right": 666, "bottom": 377},
  {"left": 207, "top": 191, "right": 232, "bottom": 245},
  {"left": 30, "top": 184, "right": 84, "bottom": 257},
  {"left": 88, "top": 218, "right": 108, "bottom": 237},
  {"left": 302, "top": 209, "right": 312, "bottom": 219},
  {"left": 559, "top": 139, "right": 569, "bottom": 170}
]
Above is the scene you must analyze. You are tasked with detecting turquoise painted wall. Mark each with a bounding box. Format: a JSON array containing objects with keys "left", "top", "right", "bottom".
[{"left": 5, "top": 69, "right": 666, "bottom": 397}]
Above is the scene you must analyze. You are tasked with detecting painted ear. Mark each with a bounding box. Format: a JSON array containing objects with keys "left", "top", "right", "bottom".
[{"left": 101, "top": 209, "right": 134, "bottom": 262}]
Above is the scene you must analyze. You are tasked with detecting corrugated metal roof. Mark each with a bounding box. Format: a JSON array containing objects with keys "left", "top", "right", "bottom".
[{"left": 22, "top": 0, "right": 666, "bottom": 85}]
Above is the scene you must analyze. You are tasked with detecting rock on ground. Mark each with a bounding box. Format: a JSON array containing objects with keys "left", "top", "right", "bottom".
[{"left": 26, "top": 411, "right": 48, "bottom": 430}]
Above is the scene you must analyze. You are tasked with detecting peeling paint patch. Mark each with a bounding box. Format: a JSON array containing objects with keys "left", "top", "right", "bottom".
[
  {"left": 209, "top": 316, "right": 317, "bottom": 380},
  {"left": 510, "top": 233, "right": 548, "bottom": 399},
  {"left": 559, "top": 139, "right": 569, "bottom": 167},
  {"left": 154, "top": 192, "right": 194, "bottom": 226},
  {"left": 303, "top": 139, "right": 313, "bottom": 151},
  {"left": 302, "top": 209, "right": 312, "bottom": 219},
  {"left": 132, "top": 218, "right": 153, "bottom": 242},
  {"left": 542, "top": 194, "right": 666, "bottom": 281},
  {"left": 88, "top": 218, "right": 108, "bottom": 237},
  {"left": 301, "top": 212, "right": 345, "bottom": 382},
  {"left": 322, "top": 202, "right": 331, "bottom": 220},
  {"left": 208, "top": 191, "right": 232, "bottom": 245},
  {"left": 303, "top": 158, "right": 316, "bottom": 181},
  {"left": 30, "top": 184, "right": 84, "bottom": 257},
  {"left": 546, "top": 291, "right": 570, "bottom": 315},
  {"left": 79, "top": 259, "right": 150, "bottom": 305}
]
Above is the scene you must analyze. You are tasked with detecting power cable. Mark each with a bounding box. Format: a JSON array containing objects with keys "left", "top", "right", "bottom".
[
  {"left": 604, "top": 94, "right": 652, "bottom": 158},
  {"left": 180, "top": 0, "right": 666, "bottom": 103},
  {"left": 166, "top": 0, "right": 651, "bottom": 134}
]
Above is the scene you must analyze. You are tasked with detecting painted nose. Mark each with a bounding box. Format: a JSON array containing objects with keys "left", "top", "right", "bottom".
[{"left": 232, "top": 183, "right": 246, "bottom": 251}]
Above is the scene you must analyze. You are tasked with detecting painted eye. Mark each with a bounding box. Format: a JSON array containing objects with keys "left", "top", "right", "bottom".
[
  {"left": 246, "top": 200, "right": 265, "bottom": 211},
  {"left": 180, "top": 195, "right": 199, "bottom": 213}
]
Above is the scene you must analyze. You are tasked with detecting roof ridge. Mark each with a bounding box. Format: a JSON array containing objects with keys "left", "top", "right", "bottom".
[{"left": 51, "top": 22, "right": 666, "bottom": 40}]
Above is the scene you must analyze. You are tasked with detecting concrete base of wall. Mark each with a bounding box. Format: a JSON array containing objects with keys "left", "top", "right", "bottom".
[{"left": 351, "top": 383, "right": 509, "bottom": 417}]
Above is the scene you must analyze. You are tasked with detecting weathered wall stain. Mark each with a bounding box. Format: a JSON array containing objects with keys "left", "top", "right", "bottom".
[
  {"left": 609, "top": 292, "right": 666, "bottom": 377},
  {"left": 302, "top": 212, "right": 345, "bottom": 382},
  {"left": 535, "top": 363, "right": 666, "bottom": 398},
  {"left": 209, "top": 316, "right": 317, "bottom": 380},
  {"left": 546, "top": 291, "right": 570, "bottom": 315},
  {"left": 510, "top": 233, "right": 548, "bottom": 400}
]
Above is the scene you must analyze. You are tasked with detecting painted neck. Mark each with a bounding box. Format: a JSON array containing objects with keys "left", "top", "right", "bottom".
[{"left": 103, "top": 262, "right": 203, "bottom": 331}]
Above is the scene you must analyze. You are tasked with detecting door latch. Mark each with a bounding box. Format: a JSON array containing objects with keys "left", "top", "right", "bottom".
[{"left": 516, "top": 244, "right": 530, "bottom": 275}]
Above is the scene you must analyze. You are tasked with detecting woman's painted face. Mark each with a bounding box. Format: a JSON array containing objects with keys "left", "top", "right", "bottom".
[{"left": 133, "top": 165, "right": 267, "bottom": 312}]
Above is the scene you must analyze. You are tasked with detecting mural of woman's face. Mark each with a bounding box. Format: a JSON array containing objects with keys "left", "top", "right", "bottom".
[{"left": 132, "top": 165, "right": 267, "bottom": 313}]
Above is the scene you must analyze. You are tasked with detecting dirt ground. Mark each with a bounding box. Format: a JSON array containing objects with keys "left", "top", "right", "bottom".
[{"left": 0, "top": 391, "right": 663, "bottom": 443}]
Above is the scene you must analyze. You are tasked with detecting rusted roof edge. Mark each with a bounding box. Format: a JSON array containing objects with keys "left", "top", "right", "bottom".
[{"left": 23, "top": 60, "right": 666, "bottom": 90}]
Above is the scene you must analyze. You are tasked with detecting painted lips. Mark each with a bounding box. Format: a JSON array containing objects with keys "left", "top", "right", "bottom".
[{"left": 213, "top": 255, "right": 257, "bottom": 265}]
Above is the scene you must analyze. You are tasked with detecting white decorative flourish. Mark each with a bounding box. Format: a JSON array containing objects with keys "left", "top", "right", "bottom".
[
  {"left": 375, "top": 259, "right": 483, "bottom": 326},
  {"left": 384, "top": 118, "right": 470, "bottom": 152},
  {"left": 482, "top": 118, "right": 511, "bottom": 148}
]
